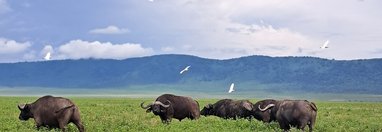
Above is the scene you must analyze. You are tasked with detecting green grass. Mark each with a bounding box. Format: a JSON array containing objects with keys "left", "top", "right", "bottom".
[{"left": 1, "top": 97, "right": 382, "bottom": 132}]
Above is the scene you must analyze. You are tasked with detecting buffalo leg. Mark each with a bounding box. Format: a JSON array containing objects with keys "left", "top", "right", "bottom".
[
  {"left": 188, "top": 113, "right": 194, "bottom": 120},
  {"left": 72, "top": 120, "right": 85, "bottom": 132},
  {"left": 298, "top": 125, "right": 306, "bottom": 132},
  {"left": 57, "top": 107, "right": 73, "bottom": 132},
  {"left": 72, "top": 118, "right": 85, "bottom": 132},
  {"left": 160, "top": 116, "right": 171, "bottom": 124},
  {"left": 309, "top": 113, "right": 316, "bottom": 132},
  {"left": 166, "top": 118, "right": 172, "bottom": 124},
  {"left": 58, "top": 118, "right": 70, "bottom": 132},
  {"left": 298, "top": 120, "right": 308, "bottom": 132},
  {"left": 34, "top": 118, "right": 43, "bottom": 130},
  {"left": 309, "top": 120, "right": 315, "bottom": 132},
  {"left": 278, "top": 121, "right": 290, "bottom": 132},
  {"left": 71, "top": 107, "right": 85, "bottom": 132},
  {"left": 58, "top": 122, "right": 68, "bottom": 132},
  {"left": 308, "top": 123, "right": 314, "bottom": 132},
  {"left": 36, "top": 125, "right": 42, "bottom": 130},
  {"left": 161, "top": 119, "right": 171, "bottom": 124}
]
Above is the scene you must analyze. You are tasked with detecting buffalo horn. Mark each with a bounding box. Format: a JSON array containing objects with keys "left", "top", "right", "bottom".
[
  {"left": 140, "top": 101, "right": 152, "bottom": 109},
  {"left": 258, "top": 104, "right": 275, "bottom": 112},
  {"left": 205, "top": 104, "right": 213, "bottom": 109},
  {"left": 243, "top": 102, "right": 253, "bottom": 111},
  {"left": 18, "top": 104, "right": 26, "bottom": 110},
  {"left": 154, "top": 101, "right": 170, "bottom": 108}
]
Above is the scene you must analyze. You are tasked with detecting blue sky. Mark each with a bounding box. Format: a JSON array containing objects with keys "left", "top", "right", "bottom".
[{"left": 0, "top": 0, "right": 381, "bottom": 62}]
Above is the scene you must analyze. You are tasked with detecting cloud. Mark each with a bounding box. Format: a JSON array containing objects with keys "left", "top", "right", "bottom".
[
  {"left": 41, "top": 45, "right": 53, "bottom": 53},
  {"left": 0, "top": 38, "right": 33, "bottom": 62},
  {"left": 57, "top": 40, "right": 153, "bottom": 59},
  {"left": 172, "top": 19, "right": 321, "bottom": 59},
  {"left": 161, "top": 46, "right": 174, "bottom": 52},
  {"left": 0, "top": 0, "right": 11, "bottom": 14},
  {"left": 0, "top": 38, "right": 31, "bottom": 54},
  {"left": 372, "top": 49, "right": 382, "bottom": 55},
  {"left": 89, "top": 25, "right": 129, "bottom": 34},
  {"left": 116, "top": 0, "right": 382, "bottom": 60},
  {"left": 22, "top": 51, "right": 37, "bottom": 60},
  {"left": 108, "top": 0, "right": 325, "bottom": 59}
]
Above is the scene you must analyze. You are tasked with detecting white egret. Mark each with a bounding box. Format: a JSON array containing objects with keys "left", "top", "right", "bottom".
[
  {"left": 44, "top": 52, "right": 51, "bottom": 60},
  {"left": 180, "top": 66, "right": 190, "bottom": 74},
  {"left": 320, "top": 40, "right": 329, "bottom": 49},
  {"left": 228, "top": 83, "right": 235, "bottom": 93}
]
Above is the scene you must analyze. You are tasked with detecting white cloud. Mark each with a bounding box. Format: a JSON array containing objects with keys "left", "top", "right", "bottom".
[
  {"left": 0, "top": 38, "right": 31, "bottom": 54},
  {"left": 0, "top": 0, "right": 11, "bottom": 14},
  {"left": 57, "top": 40, "right": 153, "bottom": 59},
  {"left": 161, "top": 46, "right": 174, "bottom": 52},
  {"left": 41, "top": 45, "right": 53, "bottom": 53},
  {"left": 112, "top": 0, "right": 325, "bottom": 59},
  {"left": 89, "top": 25, "right": 129, "bottom": 34},
  {"left": 23, "top": 50, "right": 36, "bottom": 60},
  {"left": 164, "top": 16, "right": 321, "bottom": 59},
  {"left": 224, "top": 23, "right": 321, "bottom": 56}
]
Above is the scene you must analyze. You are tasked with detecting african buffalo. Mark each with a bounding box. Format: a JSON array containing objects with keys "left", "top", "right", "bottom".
[
  {"left": 18, "top": 95, "right": 85, "bottom": 132},
  {"left": 200, "top": 99, "right": 255, "bottom": 120},
  {"left": 255, "top": 100, "right": 317, "bottom": 132},
  {"left": 140, "top": 94, "right": 200, "bottom": 123}
]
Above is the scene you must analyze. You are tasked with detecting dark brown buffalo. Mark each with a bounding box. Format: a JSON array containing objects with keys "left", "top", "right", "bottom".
[
  {"left": 255, "top": 100, "right": 317, "bottom": 132},
  {"left": 200, "top": 99, "right": 255, "bottom": 120},
  {"left": 18, "top": 95, "right": 84, "bottom": 132},
  {"left": 140, "top": 94, "right": 200, "bottom": 123}
]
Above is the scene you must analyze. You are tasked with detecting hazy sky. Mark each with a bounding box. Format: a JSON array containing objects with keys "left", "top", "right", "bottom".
[{"left": 1, "top": 0, "right": 381, "bottom": 62}]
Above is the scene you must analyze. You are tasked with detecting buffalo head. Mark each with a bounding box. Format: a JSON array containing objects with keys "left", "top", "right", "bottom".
[
  {"left": 141, "top": 101, "right": 171, "bottom": 115},
  {"left": 200, "top": 104, "right": 214, "bottom": 116},
  {"left": 18, "top": 104, "right": 33, "bottom": 120},
  {"left": 252, "top": 99, "right": 277, "bottom": 122}
]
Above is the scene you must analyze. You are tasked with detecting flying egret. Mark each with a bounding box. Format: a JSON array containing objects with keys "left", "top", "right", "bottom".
[
  {"left": 148, "top": 0, "right": 154, "bottom": 2},
  {"left": 44, "top": 52, "right": 51, "bottom": 60},
  {"left": 320, "top": 40, "right": 329, "bottom": 49},
  {"left": 180, "top": 66, "right": 190, "bottom": 74},
  {"left": 228, "top": 83, "right": 235, "bottom": 93}
]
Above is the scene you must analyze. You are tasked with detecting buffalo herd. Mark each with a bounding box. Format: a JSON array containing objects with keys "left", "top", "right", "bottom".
[
  {"left": 18, "top": 94, "right": 317, "bottom": 131},
  {"left": 141, "top": 94, "right": 317, "bottom": 131}
]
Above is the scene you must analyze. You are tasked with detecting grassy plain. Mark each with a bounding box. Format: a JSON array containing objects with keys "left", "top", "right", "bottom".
[{"left": 1, "top": 97, "right": 381, "bottom": 132}]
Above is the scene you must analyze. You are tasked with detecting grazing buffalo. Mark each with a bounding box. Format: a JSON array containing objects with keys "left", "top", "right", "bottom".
[
  {"left": 255, "top": 100, "right": 317, "bottom": 132},
  {"left": 18, "top": 95, "right": 84, "bottom": 132},
  {"left": 200, "top": 99, "right": 255, "bottom": 120},
  {"left": 140, "top": 94, "right": 200, "bottom": 123}
]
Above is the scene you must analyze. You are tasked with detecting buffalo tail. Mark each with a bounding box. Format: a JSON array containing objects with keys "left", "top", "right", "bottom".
[{"left": 55, "top": 105, "right": 75, "bottom": 113}]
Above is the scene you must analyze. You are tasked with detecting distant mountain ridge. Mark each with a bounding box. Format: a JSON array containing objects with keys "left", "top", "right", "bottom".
[{"left": 1, "top": 54, "right": 381, "bottom": 94}]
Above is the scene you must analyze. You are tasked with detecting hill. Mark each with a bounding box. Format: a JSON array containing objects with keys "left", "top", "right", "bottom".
[{"left": 0, "top": 54, "right": 381, "bottom": 94}]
